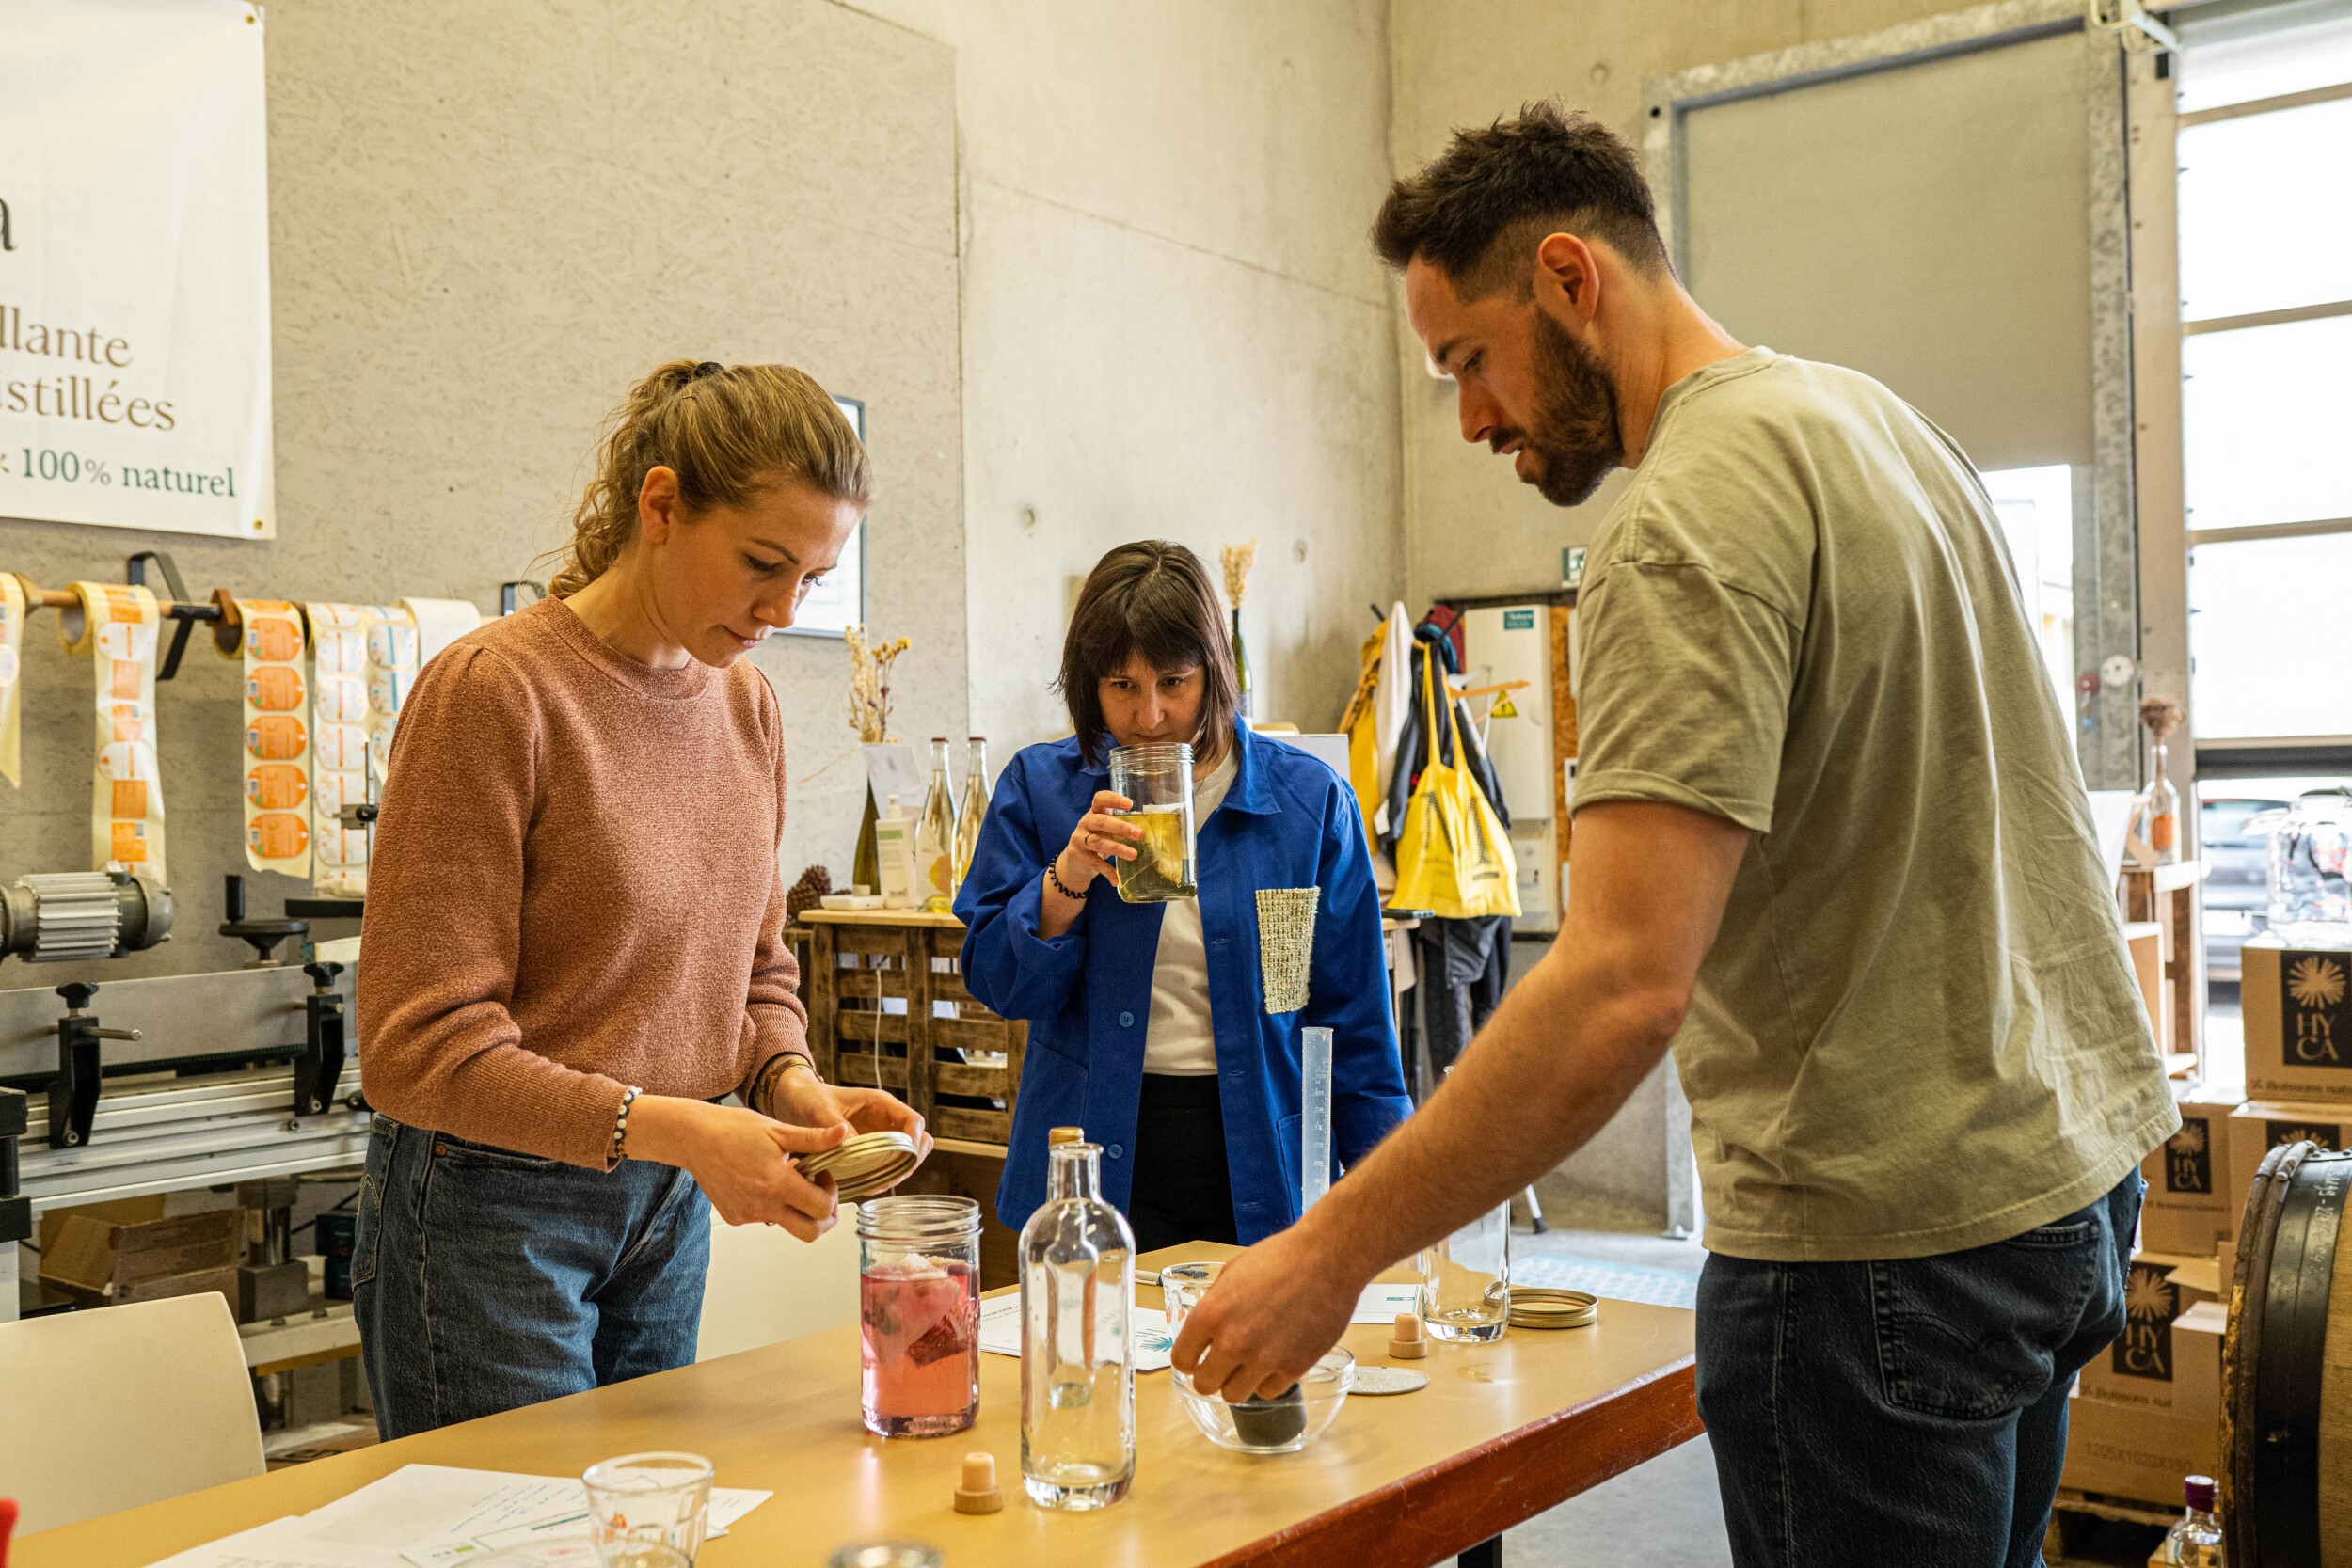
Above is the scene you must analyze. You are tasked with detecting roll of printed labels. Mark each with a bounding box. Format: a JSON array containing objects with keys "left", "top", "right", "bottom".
[
  {"left": 306, "top": 603, "right": 376, "bottom": 898},
  {"left": 0, "top": 573, "right": 24, "bottom": 787},
  {"left": 235, "top": 599, "right": 312, "bottom": 877},
  {"left": 59, "top": 581, "right": 167, "bottom": 881}
]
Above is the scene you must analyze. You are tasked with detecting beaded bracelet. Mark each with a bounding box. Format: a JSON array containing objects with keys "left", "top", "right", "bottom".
[{"left": 611, "top": 1085, "right": 641, "bottom": 1164}]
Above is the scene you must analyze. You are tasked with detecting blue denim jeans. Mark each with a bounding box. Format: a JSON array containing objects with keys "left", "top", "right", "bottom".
[
  {"left": 353, "top": 1114, "right": 711, "bottom": 1438},
  {"left": 1695, "top": 1174, "right": 2142, "bottom": 1568}
]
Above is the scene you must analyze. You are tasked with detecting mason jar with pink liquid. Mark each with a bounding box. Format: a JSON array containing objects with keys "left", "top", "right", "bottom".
[{"left": 856, "top": 1196, "right": 982, "bottom": 1438}]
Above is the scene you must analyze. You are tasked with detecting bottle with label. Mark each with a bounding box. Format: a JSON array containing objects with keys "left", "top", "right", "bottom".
[
  {"left": 874, "top": 795, "right": 918, "bottom": 909},
  {"left": 915, "top": 737, "right": 958, "bottom": 912},
  {"left": 2155, "top": 1474, "right": 2222, "bottom": 1565},
  {"left": 1019, "top": 1135, "right": 1135, "bottom": 1510},
  {"left": 953, "top": 736, "right": 992, "bottom": 889},
  {"left": 2145, "top": 736, "right": 2182, "bottom": 866}
]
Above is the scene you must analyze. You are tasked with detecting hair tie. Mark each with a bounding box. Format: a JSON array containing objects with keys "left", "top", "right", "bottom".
[{"left": 691, "top": 360, "right": 723, "bottom": 381}]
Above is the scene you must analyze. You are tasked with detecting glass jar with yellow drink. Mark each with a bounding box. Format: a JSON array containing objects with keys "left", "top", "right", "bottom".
[{"left": 1105, "top": 742, "right": 1197, "bottom": 902}]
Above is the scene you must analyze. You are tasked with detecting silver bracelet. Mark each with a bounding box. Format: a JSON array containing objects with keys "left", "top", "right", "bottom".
[{"left": 611, "top": 1085, "right": 641, "bottom": 1164}]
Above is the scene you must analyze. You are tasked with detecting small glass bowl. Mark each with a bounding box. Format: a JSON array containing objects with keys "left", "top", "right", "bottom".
[{"left": 1174, "top": 1348, "right": 1354, "bottom": 1454}]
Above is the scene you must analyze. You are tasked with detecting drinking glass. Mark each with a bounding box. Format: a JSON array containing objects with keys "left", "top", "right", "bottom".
[
  {"left": 1106, "top": 742, "right": 1197, "bottom": 902},
  {"left": 1419, "top": 1197, "right": 1511, "bottom": 1342},
  {"left": 580, "top": 1451, "right": 712, "bottom": 1566},
  {"left": 858, "top": 1196, "right": 982, "bottom": 1437}
]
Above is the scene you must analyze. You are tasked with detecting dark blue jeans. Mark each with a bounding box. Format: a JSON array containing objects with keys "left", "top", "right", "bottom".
[
  {"left": 353, "top": 1114, "right": 711, "bottom": 1438},
  {"left": 1696, "top": 1174, "right": 2142, "bottom": 1568}
]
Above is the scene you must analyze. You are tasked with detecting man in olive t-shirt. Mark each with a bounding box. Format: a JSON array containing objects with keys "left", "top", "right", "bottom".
[{"left": 1170, "top": 103, "right": 2177, "bottom": 1566}]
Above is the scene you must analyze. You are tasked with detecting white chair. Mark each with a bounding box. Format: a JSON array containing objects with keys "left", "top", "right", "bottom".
[
  {"left": 696, "top": 1198, "right": 861, "bottom": 1361},
  {"left": 0, "top": 1292, "right": 264, "bottom": 1534}
]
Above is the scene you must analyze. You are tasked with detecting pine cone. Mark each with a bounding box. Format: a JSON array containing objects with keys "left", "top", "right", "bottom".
[{"left": 786, "top": 864, "right": 834, "bottom": 927}]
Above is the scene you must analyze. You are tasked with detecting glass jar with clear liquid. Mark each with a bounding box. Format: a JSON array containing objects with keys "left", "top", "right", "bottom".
[
  {"left": 1107, "top": 742, "right": 1196, "bottom": 903},
  {"left": 1019, "top": 1139, "right": 1136, "bottom": 1508},
  {"left": 1417, "top": 1072, "right": 1511, "bottom": 1341}
]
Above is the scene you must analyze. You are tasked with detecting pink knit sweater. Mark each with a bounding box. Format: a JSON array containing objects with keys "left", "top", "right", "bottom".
[{"left": 356, "top": 596, "right": 807, "bottom": 1168}]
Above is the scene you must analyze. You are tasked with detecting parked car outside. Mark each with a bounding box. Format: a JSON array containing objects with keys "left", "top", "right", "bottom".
[{"left": 2201, "top": 795, "right": 2286, "bottom": 982}]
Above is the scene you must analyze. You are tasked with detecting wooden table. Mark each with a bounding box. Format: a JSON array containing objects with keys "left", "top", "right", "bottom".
[{"left": 21, "top": 1243, "right": 1701, "bottom": 1567}]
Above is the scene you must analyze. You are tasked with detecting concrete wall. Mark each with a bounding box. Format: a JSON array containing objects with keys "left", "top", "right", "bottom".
[
  {"left": 0, "top": 0, "right": 963, "bottom": 981},
  {"left": 1387, "top": 0, "right": 1963, "bottom": 608},
  {"left": 850, "top": 0, "right": 1407, "bottom": 752}
]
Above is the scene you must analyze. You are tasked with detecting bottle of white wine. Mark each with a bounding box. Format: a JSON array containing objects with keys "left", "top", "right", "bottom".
[
  {"left": 915, "top": 737, "right": 958, "bottom": 913},
  {"left": 953, "top": 736, "right": 991, "bottom": 888}
]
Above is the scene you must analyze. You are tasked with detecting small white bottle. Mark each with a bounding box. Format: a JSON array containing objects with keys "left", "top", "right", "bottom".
[
  {"left": 1019, "top": 1133, "right": 1135, "bottom": 1509},
  {"left": 874, "top": 795, "right": 918, "bottom": 909},
  {"left": 2155, "top": 1474, "right": 2223, "bottom": 1565}
]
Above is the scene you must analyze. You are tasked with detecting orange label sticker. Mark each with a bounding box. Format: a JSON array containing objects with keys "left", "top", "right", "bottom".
[
  {"left": 246, "top": 665, "right": 306, "bottom": 712},
  {"left": 247, "top": 813, "right": 310, "bottom": 860},
  {"left": 111, "top": 779, "right": 149, "bottom": 819},
  {"left": 246, "top": 617, "right": 303, "bottom": 663},
  {"left": 246, "top": 763, "right": 310, "bottom": 810},
  {"left": 109, "top": 821, "right": 149, "bottom": 863},
  {"left": 109, "top": 659, "right": 143, "bottom": 701},
  {"left": 246, "top": 713, "right": 309, "bottom": 760}
]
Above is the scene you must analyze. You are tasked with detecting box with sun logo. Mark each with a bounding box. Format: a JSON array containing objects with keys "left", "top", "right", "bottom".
[
  {"left": 2137, "top": 1089, "right": 2242, "bottom": 1255},
  {"left": 2074, "top": 1252, "right": 2224, "bottom": 1419},
  {"left": 2226, "top": 1100, "right": 2346, "bottom": 1216},
  {"left": 2241, "top": 937, "right": 2352, "bottom": 1102}
]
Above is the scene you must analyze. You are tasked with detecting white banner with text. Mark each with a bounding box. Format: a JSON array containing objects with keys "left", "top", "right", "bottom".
[{"left": 0, "top": 0, "right": 274, "bottom": 538}]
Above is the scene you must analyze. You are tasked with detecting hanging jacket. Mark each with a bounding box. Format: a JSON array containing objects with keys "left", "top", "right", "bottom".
[{"left": 956, "top": 721, "right": 1411, "bottom": 1244}]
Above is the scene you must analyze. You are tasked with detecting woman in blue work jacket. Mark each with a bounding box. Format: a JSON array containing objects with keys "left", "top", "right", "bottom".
[{"left": 956, "top": 540, "right": 1410, "bottom": 1253}]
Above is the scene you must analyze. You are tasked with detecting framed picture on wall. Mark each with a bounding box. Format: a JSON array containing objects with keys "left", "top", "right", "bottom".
[{"left": 786, "top": 394, "right": 866, "bottom": 638}]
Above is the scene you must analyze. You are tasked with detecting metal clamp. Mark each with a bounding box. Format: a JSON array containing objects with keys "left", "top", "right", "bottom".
[
  {"left": 295, "top": 962, "right": 347, "bottom": 1118},
  {"left": 124, "top": 550, "right": 226, "bottom": 682},
  {"left": 0, "top": 1085, "right": 28, "bottom": 1247},
  {"left": 49, "top": 982, "right": 140, "bottom": 1148}
]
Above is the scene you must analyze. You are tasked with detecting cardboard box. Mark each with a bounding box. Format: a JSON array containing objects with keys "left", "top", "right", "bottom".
[
  {"left": 2123, "top": 921, "right": 2169, "bottom": 1054},
  {"left": 2242, "top": 939, "right": 2352, "bottom": 1103},
  {"left": 2077, "top": 1252, "right": 2224, "bottom": 1420},
  {"left": 2062, "top": 1397, "right": 2220, "bottom": 1508},
  {"left": 2139, "top": 1088, "right": 2243, "bottom": 1255},
  {"left": 39, "top": 1206, "right": 242, "bottom": 1309},
  {"left": 2227, "top": 1100, "right": 2346, "bottom": 1206}
]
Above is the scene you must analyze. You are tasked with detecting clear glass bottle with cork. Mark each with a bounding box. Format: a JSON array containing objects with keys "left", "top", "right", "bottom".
[
  {"left": 952, "top": 736, "right": 991, "bottom": 889},
  {"left": 1019, "top": 1126, "right": 1136, "bottom": 1509},
  {"left": 915, "top": 737, "right": 959, "bottom": 912}
]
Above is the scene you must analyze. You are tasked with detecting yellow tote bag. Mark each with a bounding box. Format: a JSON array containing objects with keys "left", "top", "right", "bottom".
[{"left": 1389, "top": 645, "right": 1520, "bottom": 920}]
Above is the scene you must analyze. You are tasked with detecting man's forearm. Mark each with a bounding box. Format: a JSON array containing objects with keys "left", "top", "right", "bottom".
[{"left": 1295, "top": 937, "right": 1685, "bottom": 1282}]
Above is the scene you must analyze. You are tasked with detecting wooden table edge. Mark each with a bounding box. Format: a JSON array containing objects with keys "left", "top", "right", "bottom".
[{"left": 1194, "top": 1353, "right": 1702, "bottom": 1568}]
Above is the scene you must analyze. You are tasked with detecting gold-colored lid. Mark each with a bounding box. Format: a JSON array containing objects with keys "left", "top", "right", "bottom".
[{"left": 1048, "top": 1126, "right": 1086, "bottom": 1146}]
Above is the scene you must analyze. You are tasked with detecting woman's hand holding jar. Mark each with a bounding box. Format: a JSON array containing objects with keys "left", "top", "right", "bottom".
[{"left": 1040, "top": 790, "right": 1143, "bottom": 937}]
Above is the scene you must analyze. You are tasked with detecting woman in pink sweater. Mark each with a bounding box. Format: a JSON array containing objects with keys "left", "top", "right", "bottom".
[{"left": 354, "top": 360, "right": 928, "bottom": 1436}]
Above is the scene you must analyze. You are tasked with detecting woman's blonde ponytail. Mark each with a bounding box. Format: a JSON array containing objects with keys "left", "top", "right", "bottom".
[{"left": 551, "top": 359, "right": 871, "bottom": 598}]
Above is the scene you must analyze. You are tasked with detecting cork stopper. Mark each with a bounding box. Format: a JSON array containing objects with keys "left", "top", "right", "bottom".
[
  {"left": 1047, "top": 1126, "right": 1085, "bottom": 1146},
  {"left": 1387, "top": 1311, "right": 1428, "bottom": 1359},
  {"left": 953, "top": 1449, "right": 1004, "bottom": 1513}
]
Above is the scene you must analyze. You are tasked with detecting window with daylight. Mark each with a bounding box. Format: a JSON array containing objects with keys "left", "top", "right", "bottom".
[{"left": 2179, "top": 4, "right": 2352, "bottom": 746}]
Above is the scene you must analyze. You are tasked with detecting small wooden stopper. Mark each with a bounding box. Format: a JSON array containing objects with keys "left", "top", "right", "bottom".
[
  {"left": 953, "top": 1450, "right": 1004, "bottom": 1514},
  {"left": 1388, "top": 1311, "right": 1429, "bottom": 1359}
]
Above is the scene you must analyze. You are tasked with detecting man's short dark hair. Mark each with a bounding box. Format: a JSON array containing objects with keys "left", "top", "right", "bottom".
[
  {"left": 1373, "top": 100, "right": 1669, "bottom": 298},
  {"left": 1058, "top": 540, "right": 1239, "bottom": 768}
]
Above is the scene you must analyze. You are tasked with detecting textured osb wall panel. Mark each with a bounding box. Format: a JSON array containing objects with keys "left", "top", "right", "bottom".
[{"left": 0, "top": 0, "right": 961, "bottom": 983}]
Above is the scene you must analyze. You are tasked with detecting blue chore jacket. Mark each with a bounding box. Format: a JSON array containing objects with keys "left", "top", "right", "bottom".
[{"left": 955, "top": 720, "right": 1412, "bottom": 1244}]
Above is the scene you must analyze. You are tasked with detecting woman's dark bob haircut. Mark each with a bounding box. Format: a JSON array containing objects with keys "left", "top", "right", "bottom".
[{"left": 1058, "top": 541, "right": 1239, "bottom": 768}]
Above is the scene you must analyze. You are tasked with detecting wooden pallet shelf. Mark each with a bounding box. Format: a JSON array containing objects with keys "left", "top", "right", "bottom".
[{"left": 788, "top": 909, "right": 1025, "bottom": 1148}]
